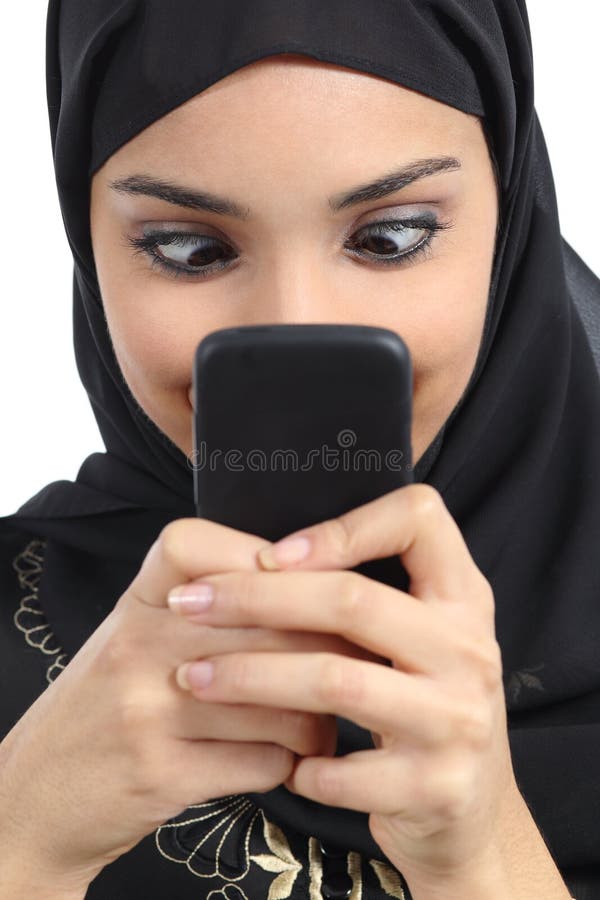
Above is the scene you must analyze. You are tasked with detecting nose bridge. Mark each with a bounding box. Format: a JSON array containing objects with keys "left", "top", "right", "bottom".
[{"left": 250, "top": 240, "right": 340, "bottom": 324}]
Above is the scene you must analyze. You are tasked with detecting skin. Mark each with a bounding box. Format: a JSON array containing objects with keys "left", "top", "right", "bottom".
[
  {"left": 89, "top": 54, "right": 499, "bottom": 465},
  {"left": 79, "top": 56, "right": 571, "bottom": 895}
]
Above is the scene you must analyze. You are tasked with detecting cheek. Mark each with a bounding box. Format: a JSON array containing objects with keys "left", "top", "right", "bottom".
[
  {"left": 405, "top": 249, "right": 492, "bottom": 422},
  {"left": 91, "top": 211, "right": 197, "bottom": 410},
  {"left": 98, "top": 270, "right": 200, "bottom": 444},
  {"left": 118, "top": 313, "right": 189, "bottom": 392},
  {"left": 413, "top": 292, "right": 486, "bottom": 383}
]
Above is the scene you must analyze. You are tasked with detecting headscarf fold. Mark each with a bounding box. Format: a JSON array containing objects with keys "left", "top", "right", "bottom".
[{"left": 3, "top": 0, "right": 600, "bottom": 871}]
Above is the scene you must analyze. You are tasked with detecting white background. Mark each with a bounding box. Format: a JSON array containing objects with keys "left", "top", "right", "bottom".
[{"left": 1, "top": 1, "right": 598, "bottom": 515}]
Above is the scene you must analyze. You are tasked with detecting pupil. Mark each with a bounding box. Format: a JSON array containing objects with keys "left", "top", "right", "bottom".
[
  {"left": 188, "top": 243, "right": 224, "bottom": 266},
  {"left": 362, "top": 234, "right": 398, "bottom": 255}
]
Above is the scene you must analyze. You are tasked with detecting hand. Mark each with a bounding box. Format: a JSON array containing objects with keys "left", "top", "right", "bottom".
[
  {"left": 167, "top": 484, "right": 516, "bottom": 886},
  {"left": 0, "top": 518, "right": 363, "bottom": 891}
]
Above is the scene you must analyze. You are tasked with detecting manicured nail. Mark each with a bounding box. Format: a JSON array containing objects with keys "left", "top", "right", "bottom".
[
  {"left": 258, "top": 535, "right": 311, "bottom": 570},
  {"left": 177, "top": 661, "right": 214, "bottom": 691},
  {"left": 168, "top": 583, "right": 214, "bottom": 614}
]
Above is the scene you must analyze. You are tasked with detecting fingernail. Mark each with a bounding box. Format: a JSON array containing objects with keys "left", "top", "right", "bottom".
[
  {"left": 177, "top": 661, "right": 214, "bottom": 691},
  {"left": 168, "top": 583, "right": 214, "bottom": 614},
  {"left": 258, "top": 535, "right": 311, "bottom": 570}
]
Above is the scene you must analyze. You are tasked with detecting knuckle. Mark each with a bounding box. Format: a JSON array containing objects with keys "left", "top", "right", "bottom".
[
  {"left": 420, "top": 759, "right": 473, "bottom": 821},
  {"left": 284, "top": 709, "right": 321, "bottom": 755},
  {"left": 322, "top": 515, "right": 358, "bottom": 565},
  {"left": 101, "top": 632, "right": 140, "bottom": 678},
  {"left": 234, "top": 573, "right": 259, "bottom": 618},
  {"left": 268, "top": 742, "right": 295, "bottom": 771},
  {"left": 229, "top": 655, "right": 256, "bottom": 698},
  {"left": 334, "top": 571, "right": 367, "bottom": 622},
  {"left": 481, "top": 642, "right": 504, "bottom": 691},
  {"left": 256, "top": 745, "right": 296, "bottom": 791},
  {"left": 263, "top": 743, "right": 295, "bottom": 780},
  {"left": 407, "top": 483, "right": 443, "bottom": 522},
  {"left": 313, "top": 763, "right": 342, "bottom": 805},
  {"left": 115, "top": 695, "right": 155, "bottom": 740},
  {"left": 470, "top": 640, "right": 503, "bottom": 692},
  {"left": 451, "top": 700, "right": 493, "bottom": 749},
  {"left": 475, "top": 572, "right": 496, "bottom": 615},
  {"left": 318, "top": 655, "right": 364, "bottom": 709},
  {"left": 236, "top": 743, "right": 294, "bottom": 796},
  {"left": 455, "top": 633, "right": 503, "bottom": 692},
  {"left": 157, "top": 518, "right": 197, "bottom": 567}
]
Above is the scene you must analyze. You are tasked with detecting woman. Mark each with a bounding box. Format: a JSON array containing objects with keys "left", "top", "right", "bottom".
[{"left": 0, "top": 0, "right": 598, "bottom": 897}]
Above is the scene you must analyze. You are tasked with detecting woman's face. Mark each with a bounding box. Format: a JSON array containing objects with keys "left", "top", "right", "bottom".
[{"left": 90, "top": 55, "right": 498, "bottom": 465}]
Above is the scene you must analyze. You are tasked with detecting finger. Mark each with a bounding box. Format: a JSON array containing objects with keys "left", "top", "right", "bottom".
[
  {"left": 256, "top": 484, "right": 485, "bottom": 603},
  {"left": 285, "top": 747, "right": 416, "bottom": 815},
  {"left": 170, "top": 740, "right": 295, "bottom": 804},
  {"left": 168, "top": 570, "right": 489, "bottom": 677},
  {"left": 288, "top": 745, "right": 480, "bottom": 822},
  {"left": 161, "top": 616, "right": 378, "bottom": 673},
  {"left": 175, "top": 651, "right": 469, "bottom": 747},
  {"left": 126, "top": 518, "right": 271, "bottom": 608},
  {"left": 171, "top": 697, "right": 338, "bottom": 757}
]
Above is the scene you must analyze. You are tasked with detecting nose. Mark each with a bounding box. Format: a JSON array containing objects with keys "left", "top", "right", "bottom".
[{"left": 241, "top": 250, "right": 343, "bottom": 326}]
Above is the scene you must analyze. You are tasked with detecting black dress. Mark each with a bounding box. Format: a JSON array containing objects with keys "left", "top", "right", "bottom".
[
  {"left": 1, "top": 532, "right": 417, "bottom": 899},
  {"left": 4, "top": 2, "right": 600, "bottom": 896},
  {"left": 2, "top": 246, "right": 598, "bottom": 899}
]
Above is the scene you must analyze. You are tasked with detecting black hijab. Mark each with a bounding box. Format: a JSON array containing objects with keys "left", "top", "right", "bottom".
[{"left": 3, "top": 0, "right": 600, "bottom": 873}]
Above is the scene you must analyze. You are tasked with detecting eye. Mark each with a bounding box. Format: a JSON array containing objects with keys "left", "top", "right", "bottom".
[
  {"left": 127, "top": 230, "right": 238, "bottom": 280},
  {"left": 127, "top": 215, "right": 452, "bottom": 282},
  {"left": 345, "top": 216, "right": 450, "bottom": 266}
]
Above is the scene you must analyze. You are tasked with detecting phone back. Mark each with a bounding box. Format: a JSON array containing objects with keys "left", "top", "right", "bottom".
[{"left": 193, "top": 324, "right": 413, "bottom": 549}]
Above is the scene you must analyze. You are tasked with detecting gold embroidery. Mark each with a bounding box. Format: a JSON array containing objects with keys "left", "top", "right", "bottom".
[
  {"left": 308, "top": 837, "right": 324, "bottom": 900},
  {"left": 250, "top": 817, "right": 302, "bottom": 899},
  {"left": 156, "top": 790, "right": 409, "bottom": 897},
  {"left": 370, "top": 859, "right": 407, "bottom": 898},
  {"left": 156, "top": 795, "right": 260, "bottom": 881},
  {"left": 206, "top": 886, "right": 248, "bottom": 899},
  {"left": 13, "top": 540, "right": 408, "bottom": 900},
  {"left": 307, "top": 840, "right": 364, "bottom": 898},
  {"left": 11, "top": 542, "right": 409, "bottom": 898},
  {"left": 348, "top": 850, "right": 364, "bottom": 898},
  {"left": 157, "top": 796, "right": 309, "bottom": 897},
  {"left": 12, "top": 540, "right": 69, "bottom": 684}
]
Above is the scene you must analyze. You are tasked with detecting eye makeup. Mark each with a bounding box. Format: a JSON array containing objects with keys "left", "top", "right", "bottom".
[{"left": 126, "top": 213, "right": 454, "bottom": 282}]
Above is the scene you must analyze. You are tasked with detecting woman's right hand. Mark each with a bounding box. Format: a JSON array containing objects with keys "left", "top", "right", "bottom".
[{"left": 0, "top": 518, "right": 359, "bottom": 894}]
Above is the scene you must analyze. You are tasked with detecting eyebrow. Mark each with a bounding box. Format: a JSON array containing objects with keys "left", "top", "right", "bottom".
[
  {"left": 330, "top": 156, "right": 461, "bottom": 210},
  {"left": 108, "top": 174, "right": 250, "bottom": 218},
  {"left": 108, "top": 156, "right": 461, "bottom": 218}
]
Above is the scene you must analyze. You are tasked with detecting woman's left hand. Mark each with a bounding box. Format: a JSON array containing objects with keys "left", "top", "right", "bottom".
[{"left": 169, "top": 484, "right": 518, "bottom": 884}]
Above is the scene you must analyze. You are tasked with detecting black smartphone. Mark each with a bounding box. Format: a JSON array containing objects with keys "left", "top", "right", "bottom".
[{"left": 192, "top": 323, "right": 413, "bottom": 592}]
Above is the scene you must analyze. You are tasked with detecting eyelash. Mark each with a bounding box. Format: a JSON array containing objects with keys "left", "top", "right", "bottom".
[{"left": 126, "top": 216, "right": 453, "bottom": 282}]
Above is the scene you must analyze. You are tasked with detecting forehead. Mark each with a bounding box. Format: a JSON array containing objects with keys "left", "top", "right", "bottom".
[{"left": 102, "top": 54, "right": 480, "bottom": 169}]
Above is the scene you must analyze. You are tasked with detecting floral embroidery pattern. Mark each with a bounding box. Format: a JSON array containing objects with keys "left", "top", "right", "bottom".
[
  {"left": 156, "top": 795, "right": 261, "bottom": 884},
  {"left": 12, "top": 540, "right": 68, "bottom": 684},
  {"left": 251, "top": 816, "right": 303, "bottom": 898},
  {"left": 156, "top": 793, "right": 409, "bottom": 898},
  {"left": 156, "top": 796, "right": 308, "bottom": 898},
  {"left": 12, "top": 540, "right": 410, "bottom": 898}
]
